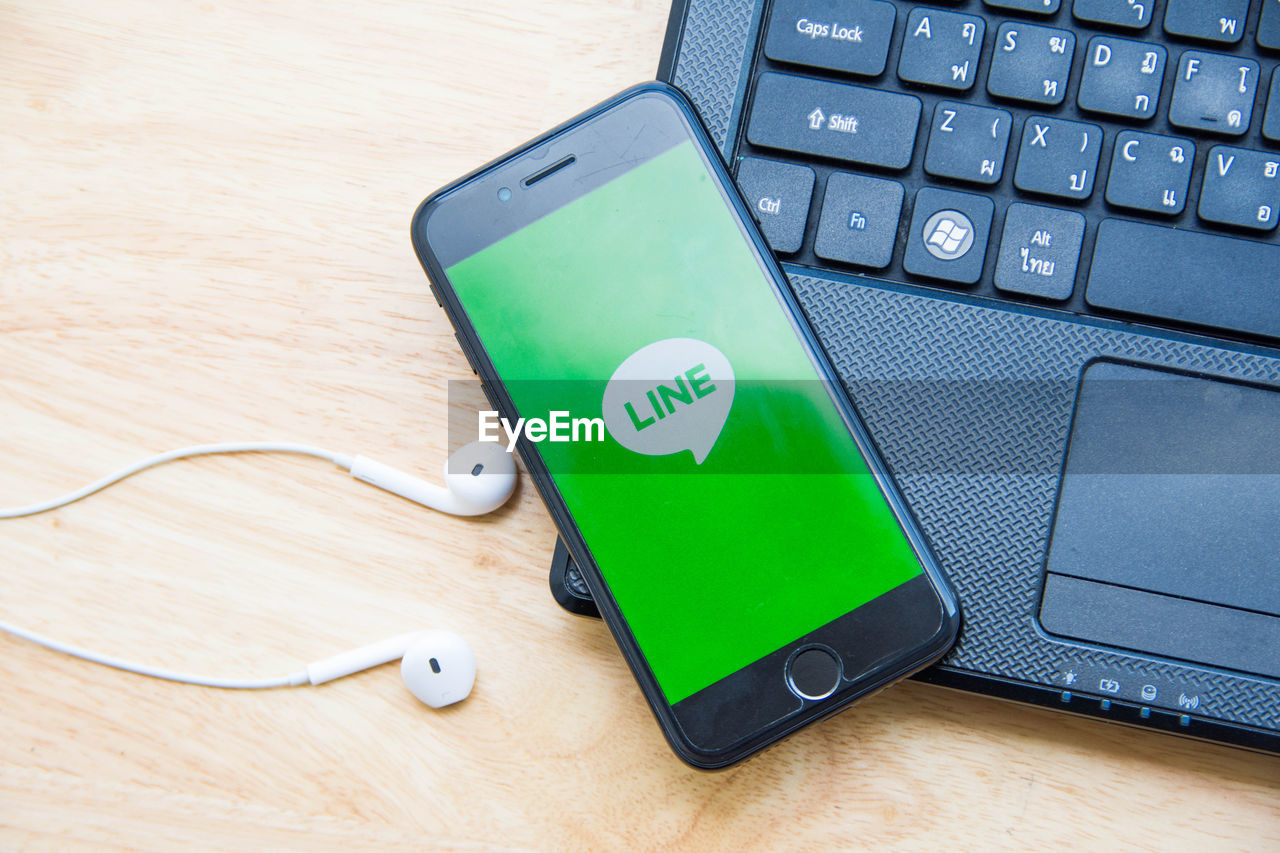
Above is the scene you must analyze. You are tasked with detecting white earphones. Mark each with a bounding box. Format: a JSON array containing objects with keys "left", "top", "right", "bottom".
[
  {"left": 0, "top": 439, "right": 517, "bottom": 521},
  {"left": 305, "top": 630, "right": 477, "bottom": 707},
  {"left": 350, "top": 440, "right": 516, "bottom": 516},
  {"left": 0, "top": 439, "right": 515, "bottom": 707}
]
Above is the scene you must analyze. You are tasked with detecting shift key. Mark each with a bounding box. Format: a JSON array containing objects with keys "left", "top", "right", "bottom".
[{"left": 747, "top": 72, "right": 921, "bottom": 170}]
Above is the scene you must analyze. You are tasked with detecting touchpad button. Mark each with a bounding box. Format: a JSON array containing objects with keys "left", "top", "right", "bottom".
[{"left": 1041, "top": 361, "right": 1280, "bottom": 678}]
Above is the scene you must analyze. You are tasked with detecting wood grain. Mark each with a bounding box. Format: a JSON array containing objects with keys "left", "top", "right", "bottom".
[{"left": 1, "top": 1, "right": 1277, "bottom": 849}]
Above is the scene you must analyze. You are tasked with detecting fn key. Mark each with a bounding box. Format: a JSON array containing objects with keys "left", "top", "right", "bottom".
[{"left": 735, "top": 157, "right": 815, "bottom": 254}]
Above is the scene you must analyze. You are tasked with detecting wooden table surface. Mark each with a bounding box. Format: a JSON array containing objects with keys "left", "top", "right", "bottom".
[{"left": 2, "top": 1, "right": 1277, "bottom": 849}]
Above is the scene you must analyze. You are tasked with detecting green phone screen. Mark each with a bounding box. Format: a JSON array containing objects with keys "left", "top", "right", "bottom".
[{"left": 445, "top": 140, "right": 924, "bottom": 704}]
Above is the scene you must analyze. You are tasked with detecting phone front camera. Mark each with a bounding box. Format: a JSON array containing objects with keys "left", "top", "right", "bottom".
[{"left": 497, "top": 187, "right": 512, "bottom": 203}]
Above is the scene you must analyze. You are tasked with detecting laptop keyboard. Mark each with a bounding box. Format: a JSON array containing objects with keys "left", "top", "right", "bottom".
[{"left": 735, "top": 0, "right": 1280, "bottom": 344}]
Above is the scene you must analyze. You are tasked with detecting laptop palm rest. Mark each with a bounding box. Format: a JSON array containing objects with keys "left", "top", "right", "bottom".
[{"left": 1040, "top": 361, "right": 1280, "bottom": 681}]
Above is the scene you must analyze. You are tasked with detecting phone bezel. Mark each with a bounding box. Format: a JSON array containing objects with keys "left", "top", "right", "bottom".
[{"left": 411, "top": 82, "right": 961, "bottom": 768}]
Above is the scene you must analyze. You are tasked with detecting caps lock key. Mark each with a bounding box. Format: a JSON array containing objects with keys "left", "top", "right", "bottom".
[{"left": 765, "top": 0, "right": 897, "bottom": 77}]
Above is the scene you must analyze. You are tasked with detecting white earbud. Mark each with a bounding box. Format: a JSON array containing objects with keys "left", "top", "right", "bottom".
[
  {"left": 349, "top": 441, "right": 516, "bottom": 516},
  {"left": 304, "top": 630, "right": 476, "bottom": 707}
]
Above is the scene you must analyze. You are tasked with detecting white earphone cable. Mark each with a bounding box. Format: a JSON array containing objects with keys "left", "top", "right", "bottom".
[
  {"left": 0, "top": 442, "right": 354, "bottom": 519},
  {"left": 0, "top": 618, "right": 309, "bottom": 688},
  {"left": 0, "top": 442, "right": 355, "bottom": 688},
  {"left": 0, "top": 441, "right": 503, "bottom": 697}
]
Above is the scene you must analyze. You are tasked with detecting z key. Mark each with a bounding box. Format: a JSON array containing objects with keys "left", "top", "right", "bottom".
[{"left": 924, "top": 102, "right": 1013, "bottom": 185}]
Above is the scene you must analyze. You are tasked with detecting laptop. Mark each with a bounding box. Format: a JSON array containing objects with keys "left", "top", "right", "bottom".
[{"left": 551, "top": 0, "right": 1280, "bottom": 754}]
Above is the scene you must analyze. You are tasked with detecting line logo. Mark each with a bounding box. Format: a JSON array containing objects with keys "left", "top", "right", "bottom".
[{"left": 601, "top": 338, "right": 735, "bottom": 464}]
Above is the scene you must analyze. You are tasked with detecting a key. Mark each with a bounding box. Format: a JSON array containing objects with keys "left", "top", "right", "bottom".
[
  {"left": 1198, "top": 146, "right": 1280, "bottom": 232},
  {"left": 1260, "top": 0, "right": 1280, "bottom": 51},
  {"left": 746, "top": 72, "right": 922, "bottom": 170},
  {"left": 1072, "top": 0, "right": 1152, "bottom": 31},
  {"left": 813, "top": 172, "right": 905, "bottom": 268},
  {"left": 897, "top": 7, "right": 985, "bottom": 91},
  {"left": 985, "top": 0, "right": 1061, "bottom": 15},
  {"left": 1077, "top": 36, "right": 1166, "bottom": 119},
  {"left": 987, "top": 23, "right": 1076, "bottom": 106},
  {"left": 735, "top": 157, "right": 816, "bottom": 254},
  {"left": 1163, "top": 0, "right": 1248, "bottom": 45},
  {"left": 994, "top": 203, "right": 1086, "bottom": 300},
  {"left": 764, "top": 0, "right": 898, "bottom": 77},
  {"left": 1169, "top": 52, "right": 1259, "bottom": 135},
  {"left": 1264, "top": 68, "right": 1280, "bottom": 141},
  {"left": 924, "top": 102, "right": 1013, "bottom": 185},
  {"left": 1014, "top": 116, "right": 1104, "bottom": 200},
  {"left": 1088, "top": 219, "right": 1280, "bottom": 340},
  {"left": 903, "top": 187, "right": 995, "bottom": 285},
  {"left": 1104, "top": 131, "right": 1195, "bottom": 215}
]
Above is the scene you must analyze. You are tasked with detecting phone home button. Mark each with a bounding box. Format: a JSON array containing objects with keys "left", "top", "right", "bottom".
[{"left": 785, "top": 646, "right": 842, "bottom": 701}]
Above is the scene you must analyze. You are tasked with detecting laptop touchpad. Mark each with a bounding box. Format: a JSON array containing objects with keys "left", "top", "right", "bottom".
[{"left": 1040, "top": 361, "right": 1280, "bottom": 680}]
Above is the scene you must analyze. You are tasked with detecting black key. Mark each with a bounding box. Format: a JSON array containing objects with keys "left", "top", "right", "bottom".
[
  {"left": 813, "top": 172, "right": 904, "bottom": 268},
  {"left": 1104, "top": 131, "right": 1195, "bottom": 215},
  {"left": 924, "top": 102, "right": 1013, "bottom": 185},
  {"left": 1014, "top": 116, "right": 1104, "bottom": 200},
  {"left": 1077, "top": 36, "right": 1166, "bottom": 119},
  {"left": 1072, "top": 0, "right": 1152, "bottom": 30},
  {"left": 746, "top": 72, "right": 922, "bottom": 169},
  {"left": 764, "top": 0, "right": 898, "bottom": 77},
  {"left": 903, "top": 187, "right": 994, "bottom": 285},
  {"left": 985, "top": 0, "right": 1061, "bottom": 15},
  {"left": 897, "top": 7, "right": 985, "bottom": 91},
  {"left": 1198, "top": 146, "right": 1280, "bottom": 231},
  {"left": 1169, "top": 52, "right": 1260, "bottom": 136},
  {"left": 735, "top": 157, "right": 816, "bottom": 253},
  {"left": 994, "top": 203, "right": 1086, "bottom": 300},
  {"left": 987, "top": 22, "right": 1076, "bottom": 105},
  {"left": 1264, "top": 68, "right": 1280, "bottom": 141},
  {"left": 1087, "top": 218, "right": 1280, "bottom": 339},
  {"left": 1163, "top": 0, "right": 1248, "bottom": 45},
  {"left": 1261, "top": 1, "right": 1280, "bottom": 51}
]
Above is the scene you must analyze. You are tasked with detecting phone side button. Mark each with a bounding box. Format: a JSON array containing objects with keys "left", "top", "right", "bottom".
[
  {"left": 785, "top": 646, "right": 842, "bottom": 701},
  {"left": 479, "top": 380, "right": 497, "bottom": 410},
  {"left": 453, "top": 334, "right": 478, "bottom": 375}
]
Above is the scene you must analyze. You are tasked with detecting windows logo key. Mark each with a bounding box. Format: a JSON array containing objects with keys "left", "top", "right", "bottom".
[{"left": 923, "top": 210, "right": 975, "bottom": 261}]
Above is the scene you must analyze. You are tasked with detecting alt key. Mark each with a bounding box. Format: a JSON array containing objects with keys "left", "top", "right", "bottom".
[{"left": 995, "top": 203, "right": 1085, "bottom": 300}]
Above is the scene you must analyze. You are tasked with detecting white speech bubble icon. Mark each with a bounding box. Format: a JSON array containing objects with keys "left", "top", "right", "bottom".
[{"left": 602, "top": 338, "right": 735, "bottom": 465}]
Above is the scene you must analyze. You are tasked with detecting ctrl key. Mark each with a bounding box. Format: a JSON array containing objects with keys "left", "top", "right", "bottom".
[{"left": 735, "top": 157, "right": 815, "bottom": 254}]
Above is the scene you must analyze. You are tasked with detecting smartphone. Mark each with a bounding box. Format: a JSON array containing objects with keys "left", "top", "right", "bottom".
[{"left": 411, "top": 83, "right": 960, "bottom": 768}]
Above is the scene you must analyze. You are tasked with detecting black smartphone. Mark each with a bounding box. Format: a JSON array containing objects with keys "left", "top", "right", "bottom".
[{"left": 412, "top": 83, "right": 960, "bottom": 768}]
